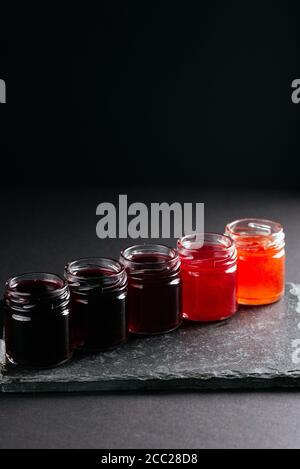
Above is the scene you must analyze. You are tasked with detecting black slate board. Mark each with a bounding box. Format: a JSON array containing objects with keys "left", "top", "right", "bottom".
[{"left": 1, "top": 282, "right": 300, "bottom": 392}]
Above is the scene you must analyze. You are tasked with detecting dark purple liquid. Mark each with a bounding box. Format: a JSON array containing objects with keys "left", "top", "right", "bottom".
[
  {"left": 13, "top": 279, "right": 60, "bottom": 295},
  {"left": 127, "top": 253, "right": 171, "bottom": 264},
  {"left": 75, "top": 268, "right": 115, "bottom": 279},
  {"left": 69, "top": 267, "right": 127, "bottom": 353},
  {"left": 126, "top": 253, "right": 182, "bottom": 335},
  {"left": 5, "top": 279, "right": 71, "bottom": 368}
]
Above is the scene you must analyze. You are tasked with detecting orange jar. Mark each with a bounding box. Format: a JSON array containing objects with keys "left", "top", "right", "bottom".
[{"left": 225, "top": 218, "right": 285, "bottom": 305}]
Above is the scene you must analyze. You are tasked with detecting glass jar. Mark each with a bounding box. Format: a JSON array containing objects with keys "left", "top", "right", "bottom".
[
  {"left": 177, "top": 233, "right": 237, "bottom": 321},
  {"left": 225, "top": 218, "right": 285, "bottom": 305},
  {"left": 120, "top": 244, "right": 182, "bottom": 335},
  {"left": 65, "top": 258, "right": 128, "bottom": 352},
  {"left": 4, "top": 273, "right": 72, "bottom": 368}
]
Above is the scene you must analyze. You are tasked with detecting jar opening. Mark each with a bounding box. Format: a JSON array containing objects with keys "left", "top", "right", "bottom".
[
  {"left": 225, "top": 218, "right": 283, "bottom": 238},
  {"left": 178, "top": 232, "right": 235, "bottom": 262},
  {"left": 177, "top": 233, "right": 236, "bottom": 268},
  {"left": 65, "top": 258, "right": 126, "bottom": 291},
  {"left": 179, "top": 233, "right": 233, "bottom": 251},
  {"left": 225, "top": 218, "right": 285, "bottom": 250},
  {"left": 65, "top": 258, "right": 123, "bottom": 280},
  {"left": 6, "top": 273, "right": 67, "bottom": 299},
  {"left": 120, "top": 244, "right": 178, "bottom": 270}
]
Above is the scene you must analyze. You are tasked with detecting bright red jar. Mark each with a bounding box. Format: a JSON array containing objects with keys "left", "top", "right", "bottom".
[{"left": 177, "top": 233, "right": 237, "bottom": 322}]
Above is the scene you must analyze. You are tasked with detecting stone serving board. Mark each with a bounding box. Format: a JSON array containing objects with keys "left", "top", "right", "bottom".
[{"left": 1, "top": 282, "right": 300, "bottom": 393}]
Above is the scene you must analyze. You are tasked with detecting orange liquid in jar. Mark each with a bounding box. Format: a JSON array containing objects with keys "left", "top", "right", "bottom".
[
  {"left": 225, "top": 219, "right": 285, "bottom": 306},
  {"left": 236, "top": 236, "right": 285, "bottom": 305}
]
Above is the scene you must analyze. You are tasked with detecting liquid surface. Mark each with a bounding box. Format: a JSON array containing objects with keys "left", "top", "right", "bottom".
[
  {"left": 12, "top": 279, "right": 61, "bottom": 295},
  {"left": 126, "top": 253, "right": 172, "bottom": 264},
  {"left": 72, "top": 267, "right": 116, "bottom": 279}
]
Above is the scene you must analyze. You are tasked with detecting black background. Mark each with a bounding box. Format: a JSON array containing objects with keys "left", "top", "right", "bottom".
[
  {"left": 0, "top": 1, "right": 299, "bottom": 189},
  {"left": 1, "top": 2, "right": 300, "bottom": 450}
]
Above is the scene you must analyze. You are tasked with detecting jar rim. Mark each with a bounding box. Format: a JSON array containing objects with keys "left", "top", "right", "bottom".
[
  {"left": 120, "top": 243, "right": 178, "bottom": 268},
  {"left": 5, "top": 272, "right": 68, "bottom": 299},
  {"left": 65, "top": 257, "right": 125, "bottom": 281},
  {"left": 178, "top": 232, "right": 234, "bottom": 251},
  {"left": 225, "top": 218, "right": 284, "bottom": 238}
]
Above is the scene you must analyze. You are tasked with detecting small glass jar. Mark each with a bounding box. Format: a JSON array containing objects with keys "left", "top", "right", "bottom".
[
  {"left": 225, "top": 218, "right": 285, "bottom": 305},
  {"left": 65, "top": 258, "right": 128, "bottom": 352},
  {"left": 120, "top": 244, "right": 182, "bottom": 335},
  {"left": 177, "top": 233, "right": 237, "bottom": 322},
  {"left": 4, "top": 273, "right": 72, "bottom": 368}
]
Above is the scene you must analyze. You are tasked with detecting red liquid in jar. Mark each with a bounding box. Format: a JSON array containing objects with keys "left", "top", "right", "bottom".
[
  {"left": 121, "top": 248, "right": 182, "bottom": 335},
  {"left": 178, "top": 236, "right": 237, "bottom": 322}
]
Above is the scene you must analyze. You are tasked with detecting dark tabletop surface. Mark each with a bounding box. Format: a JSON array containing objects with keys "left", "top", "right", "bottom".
[{"left": 1, "top": 186, "right": 300, "bottom": 449}]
